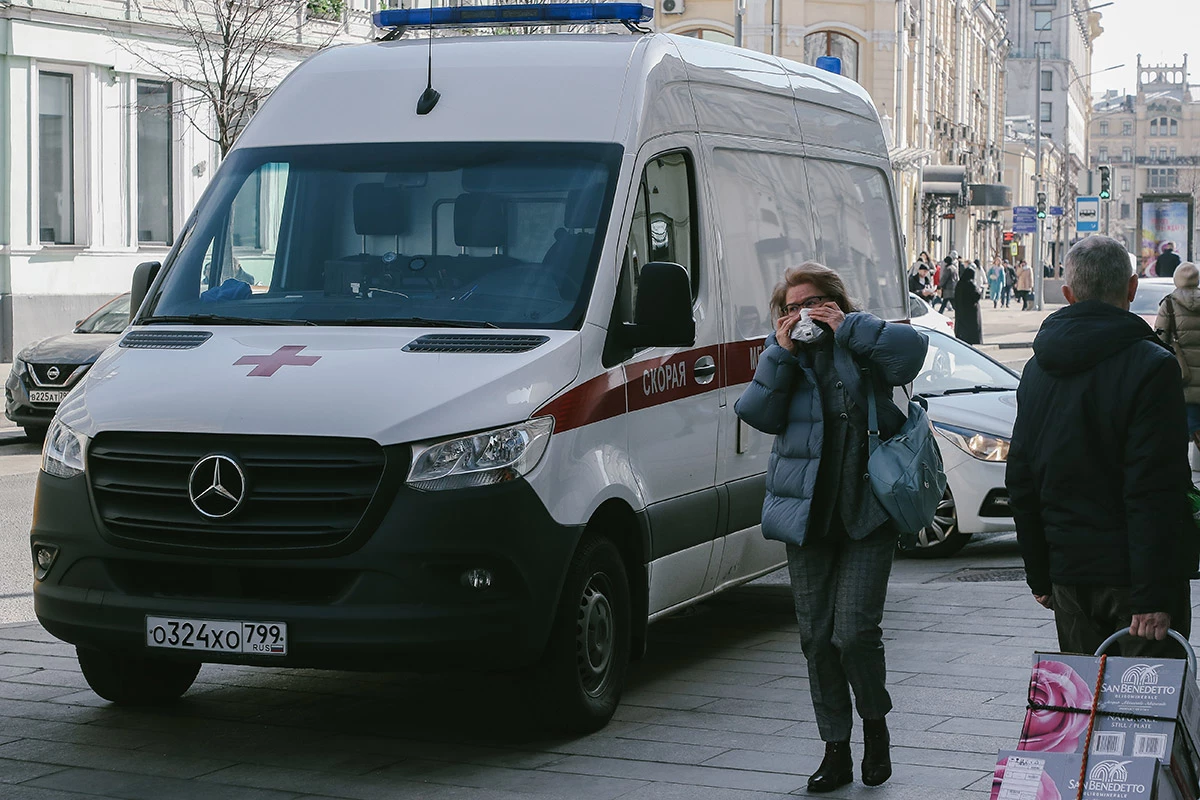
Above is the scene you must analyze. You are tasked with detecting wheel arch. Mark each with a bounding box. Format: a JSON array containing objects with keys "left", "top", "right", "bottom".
[{"left": 580, "top": 498, "right": 650, "bottom": 660}]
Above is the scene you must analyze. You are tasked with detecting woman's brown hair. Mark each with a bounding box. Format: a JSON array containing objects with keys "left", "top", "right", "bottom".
[{"left": 769, "top": 262, "right": 858, "bottom": 319}]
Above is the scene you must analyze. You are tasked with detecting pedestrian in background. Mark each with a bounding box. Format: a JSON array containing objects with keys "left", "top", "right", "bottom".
[
  {"left": 988, "top": 257, "right": 1004, "bottom": 309},
  {"left": 911, "top": 251, "right": 932, "bottom": 276},
  {"left": 1154, "top": 262, "right": 1200, "bottom": 451},
  {"left": 1007, "top": 236, "right": 1196, "bottom": 657},
  {"left": 1003, "top": 260, "right": 1016, "bottom": 308},
  {"left": 1157, "top": 242, "right": 1182, "bottom": 280},
  {"left": 909, "top": 263, "right": 935, "bottom": 303},
  {"left": 1017, "top": 260, "right": 1034, "bottom": 310},
  {"left": 937, "top": 255, "right": 958, "bottom": 313},
  {"left": 954, "top": 266, "right": 983, "bottom": 344},
  {"left": 734, "top": 262, "right": 927, "bottom": 791}
]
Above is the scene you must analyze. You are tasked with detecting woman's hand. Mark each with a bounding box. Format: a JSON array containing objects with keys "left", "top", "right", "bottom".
[
  {"left": 774, "top": 311, "right": 800, "bottom": 353},
  {"left": 807, "top": 302, "right": 846, "bottom": 333}
]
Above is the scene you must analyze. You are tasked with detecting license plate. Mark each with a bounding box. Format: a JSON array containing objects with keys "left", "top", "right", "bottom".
[
  {"left": 29, "top": 390, "right": 66, "bottom": 404},
  {"left": 145, "top": 616, "right": 288, "bottom": 656}
]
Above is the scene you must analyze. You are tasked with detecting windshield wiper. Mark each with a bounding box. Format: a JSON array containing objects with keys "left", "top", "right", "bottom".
[
  {"left": 939, "top": 385, "right": 1015, "bottom": 396},
  {"left": 143, "top": 314, "right": 317, "bottom": 327},
  {"left": 340, "top": 317, "right": 498, "bottom": 328}
]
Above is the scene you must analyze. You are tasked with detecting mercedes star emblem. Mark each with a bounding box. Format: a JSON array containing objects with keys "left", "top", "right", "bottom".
[
  {"left": 188, "top": 454, "right": 246, "bottom": 519},
  {"left": 46, "top": 366, "right": 60, "bottom": 381}
]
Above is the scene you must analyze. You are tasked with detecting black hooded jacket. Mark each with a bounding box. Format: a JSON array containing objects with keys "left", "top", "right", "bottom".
[{"left": 1006, "top": 301, "right": 1197, "bottom": 612}]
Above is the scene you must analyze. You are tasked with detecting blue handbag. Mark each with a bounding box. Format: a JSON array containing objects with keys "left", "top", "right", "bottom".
[{"left": 864, "top": 376, "right": 947, "bottom": 536}]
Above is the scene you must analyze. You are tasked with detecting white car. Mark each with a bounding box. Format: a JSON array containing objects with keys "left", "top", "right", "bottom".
[
  {"left": 909, "top": 292, "right": 954, "bottom": 333},
  {"left": 1130, "top": 276, "right": 1175, "bottom": 329},
  {"left": 904, "top": 325, "right": 1018, "bottom": 557}
]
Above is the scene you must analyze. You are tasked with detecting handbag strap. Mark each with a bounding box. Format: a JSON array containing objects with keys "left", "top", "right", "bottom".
[{"left": 865, "top": 369, "right": 881, "bottom": 454}]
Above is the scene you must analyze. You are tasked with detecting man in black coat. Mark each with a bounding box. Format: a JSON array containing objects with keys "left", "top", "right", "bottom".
[
  {"left": 1156, "top": 241, "right": 1182, "bottom": 278},
  {"left": 1007, "top": 235, "right": 1197, "bottom": 656}
]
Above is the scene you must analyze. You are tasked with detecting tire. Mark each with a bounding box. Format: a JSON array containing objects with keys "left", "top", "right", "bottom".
[
  {"left": 23, "top": 425, "right": 47, "bottom": 443},
  {"left": 534, "top": 535, "right": 631, "bottom": 734},
  {"left": 76, "top": 647, "right": 200, "bottom": 706},
  {"left": 900, "top": 486, "right": 972, "bottom": 559}
]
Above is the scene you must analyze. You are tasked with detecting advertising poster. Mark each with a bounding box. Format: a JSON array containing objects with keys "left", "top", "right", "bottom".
[{"left": 1139, "top": 196, "right": 1193, "bottom": 274}]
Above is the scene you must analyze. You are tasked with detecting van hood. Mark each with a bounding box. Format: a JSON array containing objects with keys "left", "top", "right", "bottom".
[
  {"left": 56, "top": 327, "right": 581, "bottom": 445},
  {"left": 18, "top": 332, "right": 121, "bottom": 365}
]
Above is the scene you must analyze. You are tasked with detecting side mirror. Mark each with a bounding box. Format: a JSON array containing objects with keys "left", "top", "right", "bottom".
[
  {"left": 129, "top": 261, "right": 162, "bottom": 322},
  {"left": 619, "top": 262, "right": 695, "bottom": 348}
]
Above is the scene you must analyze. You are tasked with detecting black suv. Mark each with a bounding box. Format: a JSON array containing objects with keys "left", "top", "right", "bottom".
[{"left": 6, "top": 293, "right": 130, "bottom": 439}]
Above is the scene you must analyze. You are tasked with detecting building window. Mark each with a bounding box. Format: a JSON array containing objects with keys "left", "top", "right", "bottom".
[
  {"left": 1170, "top": 147, "right": 1177, "bottom": 158},
  {"left": 1040, "top": 102, "right": 1052, "bottom": 122},
  {"left": 678, "top": 28, "right": 734, "bottom": 45},
  {"left": 1123, "top": 121, "right": 1132, "bottom": 135},
  {"left": 137, "top": 81, "right": 173, "bottom": 245},
  {"left": 996, "top": 0, "right": 1008, "bottom": 6},
  {"left": 1122, "top": 146, "right": 1132, "bottom": 162},
  {"left": 1150, "top": 168, "right": 1178, "bottom": 189},
  {"left": 1031, "top": 0, "right": 1055, "bottom": 5},
  {"left": 1121, "top": 203, "right": 1130, "bottom": 220},
  {"left": 1041, "top": 70, "right": 1054, "bottom": 91},
  {"left": 1098, "top": 147, "right": 1108, "bottom": 161},
  {"left": 1035, "top": 42, "right": 1050, "bottom": 58},
  {"left": 39, "top": 72, "right": 74, "bottom": 245},
  {"left": 1099, "top": 120, "right": 1108, "bottom": 135},
  {"left": 803, "top": 31, "right": 860, "bottom": 82},
  {"left": 1170, "top": 118, "right": 1179, "bottom": 136},
  {"left": 1034, "top": 11, "right": 1052, "bottom": 30},
  {"left": 1150, "top": 147, "right": 1157, "bottom": 159},
  {"left": 1122, "top": 176, "right": 1131, "bottom": 192}
]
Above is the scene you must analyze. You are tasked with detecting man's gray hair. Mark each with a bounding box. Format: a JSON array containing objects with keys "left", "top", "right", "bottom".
[{"left": 1064, "top": 236, "right": 1133, "bottom": 305}]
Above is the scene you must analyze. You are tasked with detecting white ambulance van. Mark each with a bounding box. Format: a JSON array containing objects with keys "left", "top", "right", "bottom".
[{"left": 33, "top": 4, "right": 908, "bottom": 732}]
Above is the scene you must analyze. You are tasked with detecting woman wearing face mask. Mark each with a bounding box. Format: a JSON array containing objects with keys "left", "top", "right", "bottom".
[{"left": 734, "top": 262, "right": 927, "bottom": 791}]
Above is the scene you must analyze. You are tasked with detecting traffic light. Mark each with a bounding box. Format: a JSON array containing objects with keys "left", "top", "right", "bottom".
[
  {"left": 1099, "top": 165, "right": 1112, "bottom": 200},
  {"left": 1037, "top": 191, "right": 1048, "bottom": 219}
]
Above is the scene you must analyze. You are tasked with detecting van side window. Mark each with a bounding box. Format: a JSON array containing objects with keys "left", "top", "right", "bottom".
[
  {"left": 614, "top": 151, "right": 698, "bottom": 326},
  {"left": 806, "top": 160, "right": 906, "bottom": 321}
]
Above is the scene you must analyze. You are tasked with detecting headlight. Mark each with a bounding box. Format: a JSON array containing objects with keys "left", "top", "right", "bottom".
[
  {"left": 935, "top": 423, "right": 1010, "bottom": 462},
  {"left": 407, "top": 417, "right": 554, "bottom": 491},
  {"left": 41, "top": 419, "right": 88, "bottom": 478},
  {"left": 12, "top": 358, "right": 26, "bottom": 376}
]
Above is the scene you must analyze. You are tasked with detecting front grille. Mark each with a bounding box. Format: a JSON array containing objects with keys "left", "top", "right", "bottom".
[
  {"left": 403, "top": 334, "right": 549, "bottom": 354},
  {"left": 30, "top": 363, "right": 85, "bottom": 387},
  {"left": 88, "top": 433, "right": 386, "bottom": 552},
  {"left": 104, "top": 560, "right": 356, "bottom": 603}
]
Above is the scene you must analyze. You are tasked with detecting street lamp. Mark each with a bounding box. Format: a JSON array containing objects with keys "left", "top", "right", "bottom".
[{"left": 1033, "top": 1, "right": 1113, "bottom": 309}]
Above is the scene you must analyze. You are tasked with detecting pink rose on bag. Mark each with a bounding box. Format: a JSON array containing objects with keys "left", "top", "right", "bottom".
[
  {"left": 991, "top": 757, "right": 1063, "bottom": 800},
  {"left": 1019, "top": 659, "right": 1093, "bottom": 752}
]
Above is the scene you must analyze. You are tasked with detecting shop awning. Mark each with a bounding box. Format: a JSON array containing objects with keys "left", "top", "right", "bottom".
[
  {"left": 921, "top": 165, "right": 967, "bottom": 198},
  {"left": 968, "top": 184, "right": 1013, "bottom": 207}
]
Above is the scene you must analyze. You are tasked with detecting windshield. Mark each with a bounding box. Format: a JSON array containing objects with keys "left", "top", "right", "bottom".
[
  {"left": 913, "top": 329, "right": 1019, "bottom": 396},
  {"left": 146, "top": 143, "right": 622, "bottom": 328},
  {"left": 1130, "top": 281, "right": 1174, "bottom": 316},
  {"left": 76, "top": 294, "right": 131, "bottom": 334}
]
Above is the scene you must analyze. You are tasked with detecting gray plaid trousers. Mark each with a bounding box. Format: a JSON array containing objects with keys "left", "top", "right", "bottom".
[{"left": 786, "top": 526, "right": 896, "bottom": 742}]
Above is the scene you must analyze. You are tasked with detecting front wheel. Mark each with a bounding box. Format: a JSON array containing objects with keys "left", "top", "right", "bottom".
[
  {"left": 899, "top": 486, "right": 972, "bottom": 559},
  {"left": 534, "top": 535, "right": 631, "bottom": 734},
  {"left": 77, "top": 647, "right": 200, "bottom": 705}
]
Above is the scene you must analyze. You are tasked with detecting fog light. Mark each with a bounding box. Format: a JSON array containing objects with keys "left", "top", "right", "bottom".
[
  {"left": 461, "top": 568, "right": 493, "bottom": 590},
  {"left": 33, "top": 544, "right": 58, "bottom": 581}
]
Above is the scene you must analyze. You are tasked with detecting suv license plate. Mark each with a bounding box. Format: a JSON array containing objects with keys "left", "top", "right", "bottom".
[
  {"left": 145, "top": 616, "right": 288, "bottom": 656},
  {"left": 29, "top": 390, "right": 66, "bottom": 404}
]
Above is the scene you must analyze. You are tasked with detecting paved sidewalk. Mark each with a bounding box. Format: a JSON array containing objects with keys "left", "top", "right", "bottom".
[{"left": 0, "top": 536, "right": 1113, "bottom": 800}]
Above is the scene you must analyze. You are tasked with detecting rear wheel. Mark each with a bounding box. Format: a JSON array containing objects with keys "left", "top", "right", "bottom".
[
  {"left": 900, "top": 486, "right": 972, "bottom": 559},
  {"left": 76, "top": 647, "right": 200, "bottom": 705},
  {"left": 535, "top": 535, "right": 630, "bottom": 734}
]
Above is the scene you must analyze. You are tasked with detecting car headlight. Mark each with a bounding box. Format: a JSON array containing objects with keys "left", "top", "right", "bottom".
[
  {"left": 12, "top": 358, "right": 26, "bottom": 377},
  {"left": 41, "top": 419, "right": 88, "bottom": 478},
  {"left": 935, "top": 423, "right": 1010, "bottom": 462},
  {"left": 407, "top": 417, "right": 554, "bottom": 491}
]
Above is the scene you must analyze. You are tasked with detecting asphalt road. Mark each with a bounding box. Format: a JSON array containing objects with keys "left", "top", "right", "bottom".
[{"left": 0, "top": 438, "right": 41, "bottom": 624}]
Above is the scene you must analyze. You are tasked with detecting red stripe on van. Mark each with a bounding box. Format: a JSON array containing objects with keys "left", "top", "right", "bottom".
[
  {"left": 626, "top": 345, "right": 721, "bottom": 411},
  {"left": 538, "top": 369, "right": 627, "bottom": 433},
  {"left": 723, "top": 339, "right": 768, "bottom": 387}
]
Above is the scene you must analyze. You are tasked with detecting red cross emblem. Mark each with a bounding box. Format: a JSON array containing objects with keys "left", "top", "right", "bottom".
[{"left": 234, "top": 345, "right": 321, "bottom": 377}]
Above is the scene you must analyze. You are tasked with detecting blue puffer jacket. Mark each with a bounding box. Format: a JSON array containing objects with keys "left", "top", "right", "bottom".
[{"left": 734, "top": 313, "right": 928, "bottom": 547}]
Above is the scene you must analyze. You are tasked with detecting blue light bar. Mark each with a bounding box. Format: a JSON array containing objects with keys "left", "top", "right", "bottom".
[
  {"left": 373, "top": 3, "right": 653, "bottom": 28},
  {"left": 815, "top": 56, "right": 843, "bottom": 76}
]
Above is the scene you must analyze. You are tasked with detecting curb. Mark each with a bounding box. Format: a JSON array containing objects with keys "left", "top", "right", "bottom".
[{"left": 977, "top": 341, "right": 1034, "bottom": 350}]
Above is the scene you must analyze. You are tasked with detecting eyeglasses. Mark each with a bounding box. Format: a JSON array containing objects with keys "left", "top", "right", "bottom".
[{"left": 785, "top": 296, "right": 831, "bottom": 314}]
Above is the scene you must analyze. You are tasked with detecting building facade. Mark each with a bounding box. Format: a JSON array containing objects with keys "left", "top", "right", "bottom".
[
  {"left": 0, "top": 1, "right": 376, "bottom": 359},
  {"left": 1090, "top": 57, "right": 1200, "bottom": 269},
  {"left": 998, "top": 0, "right": 1102, "bottom": 266},
  {"left": 655, "top": 0, "right": 1009, "bottom": 265}
]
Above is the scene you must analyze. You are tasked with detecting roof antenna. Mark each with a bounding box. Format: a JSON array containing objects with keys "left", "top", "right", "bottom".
[{"left": 416, "top": 18, "right": 440, "bottom": 116}]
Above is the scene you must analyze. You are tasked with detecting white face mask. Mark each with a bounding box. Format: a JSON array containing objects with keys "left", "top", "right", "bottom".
[{"left": 790, "top": 307, "right": 825, "bottom": 343}]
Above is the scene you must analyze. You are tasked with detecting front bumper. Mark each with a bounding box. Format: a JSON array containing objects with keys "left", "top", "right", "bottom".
[
  {"left": 4, "top": 370, "right": 58, "bottom": 428},
  {"left": 944, "top": 453, "right": 1014, "bottom": 534},
  {"left": 31, "top": 469, "right": 582, "bottom": 670}
]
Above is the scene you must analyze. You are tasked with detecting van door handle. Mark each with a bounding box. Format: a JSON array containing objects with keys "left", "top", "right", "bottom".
[{"left": 693, "top": 355, "right": 717, "bottom": 385}]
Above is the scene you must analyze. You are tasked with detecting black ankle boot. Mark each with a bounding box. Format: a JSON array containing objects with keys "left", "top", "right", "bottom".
[
  {"left": 807, "top": 740, "right": 852, "bottom": 792},
  {"left": 862, "top": 718, "right": 892, "bottom": 786}
]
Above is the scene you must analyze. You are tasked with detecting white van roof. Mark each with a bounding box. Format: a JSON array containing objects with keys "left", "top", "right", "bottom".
[{"left": 236, "top": 33, "right": 886, "bottom": 156}]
